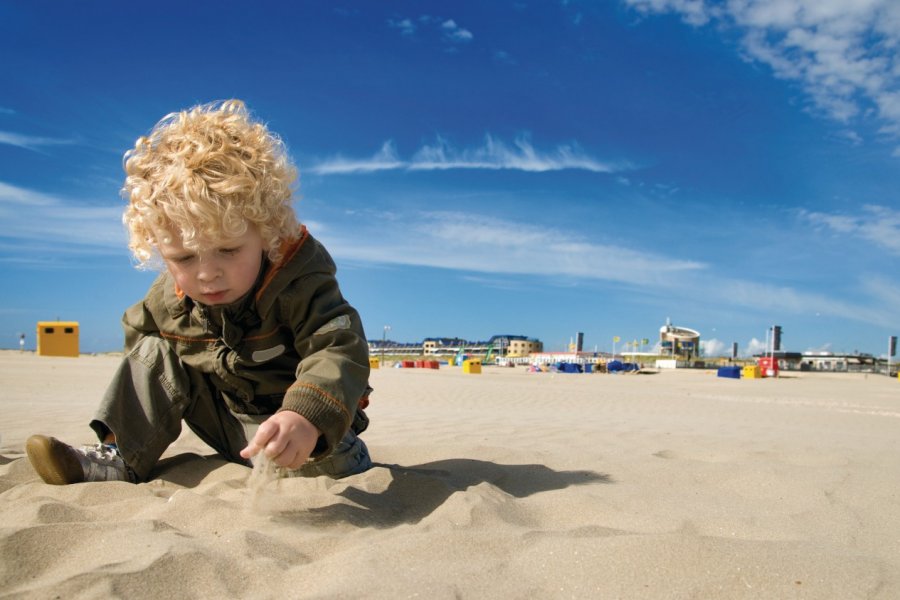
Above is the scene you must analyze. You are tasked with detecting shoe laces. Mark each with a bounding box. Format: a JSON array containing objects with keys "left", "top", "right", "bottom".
[
  {"left": 80, "top": 443, "right": 123, "bottom": 464},
  {"left": 78, "top": 442, "right": 136, "bottom": 483}
]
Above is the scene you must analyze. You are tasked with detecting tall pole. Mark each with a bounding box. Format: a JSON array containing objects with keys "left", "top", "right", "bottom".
[
  {"left": 889, "top": 335, "right": 897, "bottom": 377},
  {"left": 382, "top": 325, "right": 391, "bottom": 366}
]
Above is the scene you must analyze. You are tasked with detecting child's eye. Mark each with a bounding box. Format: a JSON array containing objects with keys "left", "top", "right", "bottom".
[
  {"left": 219, "top": 247, "right": 241, "bottom": 256},
  {"left": 169, "top": 254, "right": 195, "bottom": 264}
]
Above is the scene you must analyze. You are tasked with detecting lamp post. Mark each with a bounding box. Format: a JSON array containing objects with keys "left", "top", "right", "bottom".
[{"left": 381, "top": 325, "right": 391, "bottom": 366}]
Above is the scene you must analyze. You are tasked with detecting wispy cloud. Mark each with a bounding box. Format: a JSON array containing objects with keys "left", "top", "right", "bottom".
[
  {"left": 441, "top": 19, "right": 473, "bottom": 43},
  {"left": 802, "top": 204, "right": 900, "bottom": 254},
  {"left": 387, "top": 17, "right": 416, "bottom": 36},
  {"left": 713, "top": 277, "right": 867, "bottom": 319},
  {"left": 0, "top": 181, "right": 59, "bottom": 206},
  {"left": 625, "top": 0, "right": 900, "bottom": 141},
  {"left": 325, "top": 210, "right": 704, "bottom": 287},
  {"left": 308, "top": 141, "right": 405, "bottom": 175},
  {"left": 859, "top": 274, "right": 900, "bottom": 314},
  {"left": 0, "top": 130, "right": 75, "bottom": 151},
  {"left": 317, "top": 207, "right": 896, "bottom": 329},
  {"left": 0, "top": 181, "right": 124, "bottom": 251},
  {"left": 387, "top": 14, "right": 473, "bottom": 44},
  {"left": 492, "top": 50, "right": 517, "bottom": 66},
  {"left": 308, "top": 135, "right": 624, "bottom": 175}
]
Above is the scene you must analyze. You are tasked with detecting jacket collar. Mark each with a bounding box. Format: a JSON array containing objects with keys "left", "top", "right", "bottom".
[{"left": 162, "top": 225, "right": 310, "bottom": 321}]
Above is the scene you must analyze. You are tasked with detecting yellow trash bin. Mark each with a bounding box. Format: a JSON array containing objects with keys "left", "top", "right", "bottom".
[
  {"left": 742, "top": 365, "right": 761, "bottom": 379},
  {"left": 463, "top": 359, "right": 482, "bottom": 374},
  {"left": 369, "top": 358, "right": 380, "bottom": 369}
]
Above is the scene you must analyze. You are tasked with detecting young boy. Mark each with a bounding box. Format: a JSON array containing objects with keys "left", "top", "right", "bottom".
[{"left": 26, "top": 100, "right": 372, "bottom": 484}]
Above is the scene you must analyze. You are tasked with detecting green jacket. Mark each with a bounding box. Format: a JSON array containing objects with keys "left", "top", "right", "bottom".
[{"left": 121, "top": 228, "right": 370, "bottom": 460}]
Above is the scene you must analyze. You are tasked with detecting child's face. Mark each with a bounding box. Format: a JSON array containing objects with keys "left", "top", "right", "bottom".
[{"left": 156, "top": 226, "right": 266, "bottom": 305}]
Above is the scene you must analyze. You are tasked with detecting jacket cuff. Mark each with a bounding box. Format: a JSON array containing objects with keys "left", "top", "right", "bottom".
[{"left": 279, "top": 382, "right": 352, "bottom": 459}]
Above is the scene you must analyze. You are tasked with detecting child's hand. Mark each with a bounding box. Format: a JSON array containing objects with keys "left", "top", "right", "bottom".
[{"left": 239, "top": 411, "right": 321, "bottom": 470}]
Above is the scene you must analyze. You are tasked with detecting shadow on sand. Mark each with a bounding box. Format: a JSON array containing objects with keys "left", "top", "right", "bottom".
[
  {"left": 151, "top": 454, "right": 612, "bottom": 529},
  {"left": 296, "top": 459, "right": 613, "bottom": 528}
]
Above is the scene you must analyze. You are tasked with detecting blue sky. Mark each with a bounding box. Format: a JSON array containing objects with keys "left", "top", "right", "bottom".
[{"left": 1, "top": 0, "right": 898, "bottom": 357}]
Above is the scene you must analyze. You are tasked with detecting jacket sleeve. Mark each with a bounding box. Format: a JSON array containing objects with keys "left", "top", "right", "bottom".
[
  {"left": 121, "top": 277, "right": 166, "bottom": 352},
  {"left": 277, "top": 269, "right": 370, "bottom": 460}
]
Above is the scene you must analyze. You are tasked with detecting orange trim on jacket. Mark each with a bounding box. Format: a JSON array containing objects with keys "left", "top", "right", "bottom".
[
  {"left": 256, "top": 226, "right": 309, "bottom": 302},
  {"left": 169, "top": 226, "right": 310, "bottom": 302}
]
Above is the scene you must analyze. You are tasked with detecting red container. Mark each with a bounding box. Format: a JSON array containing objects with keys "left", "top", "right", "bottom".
[
  {"left": 757, "top": 356, "right": 779, "bottom": 377},
  {"left": 401, "top": 360, "right": 415, "bottom": 368}
]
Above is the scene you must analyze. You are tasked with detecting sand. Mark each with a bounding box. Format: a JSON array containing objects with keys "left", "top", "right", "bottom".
[{"left": 1, "top": 350, "right": 898, "bottom": 599}]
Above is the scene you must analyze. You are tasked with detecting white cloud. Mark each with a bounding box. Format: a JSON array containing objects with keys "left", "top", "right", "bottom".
[
  {"left": 306, "top": 141, "right": 405, "bottom": 175},
  {"left": 701, "top": 337, "right": 728, "bottom": 356},
  {"left": 493, "top": 50, "right": 517, "bottom": 66},
  {"left": 308, "top": 134, "right": 623, "bottom": 175},
  {"left": 835, "top": 129, "right": 863, "bottom": 145},
  {"left": 745, "top": 337, "right": 767, "bottom": 356},
  {"left": 712, "top": 276, "right": 881, "bottom": 323},
  {"left": 388, "top": 15, "right": 473, "bottom": 43},
  {"left": 859, "top": 274, "right": 900, "bottom": 313},
  {"left": 805, "top": 341, "right": 832, "bottom": 353},
  {"left": 628, "top": 0, "right": 716, "bottom": 25},
  {"left": 0, "top": 181, "right": 124, "bottom": 250},
  {"left": 0, "top": 181, "right": 59, "bottom": 206},
  {"left": 387, "top": 18, "right": 416, "bottom": 35},
  {"left": 324, "top": 210, "right": 705, "bottom": 287},
  {"left": 313, "top": 204, "right": 896, "bottom": 329},
  {"left": 441, "top": 19, "right": 474, "bottom": 42},
  {"left": 802, "top": 204, "right": 900, "bottom": 254},
  {"left": 0, "top": 130, "right": 74, "bottom": 151},
  {"left": 624, "top": 0, "right": 900, "bottom": 139}
]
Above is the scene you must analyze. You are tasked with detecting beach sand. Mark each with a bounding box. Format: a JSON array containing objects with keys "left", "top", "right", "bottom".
[{"left": 1, "top": 350, "right": 898, "bottom": 598}]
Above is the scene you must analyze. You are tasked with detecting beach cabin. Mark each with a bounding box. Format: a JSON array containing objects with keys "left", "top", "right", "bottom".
[
  {"left": 36, "top": 321, "right": 79, "bottom": 357},
  {"left": 463, "top": 359, "right": 482, "bottom": 374}
]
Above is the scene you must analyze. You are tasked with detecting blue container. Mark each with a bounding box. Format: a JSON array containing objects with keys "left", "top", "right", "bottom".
[{"left": 717, "top": 366, "right": 741, "bottom": 379}]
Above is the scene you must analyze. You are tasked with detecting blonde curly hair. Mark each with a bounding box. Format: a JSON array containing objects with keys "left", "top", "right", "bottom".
[{"left": 122, "top": 99, "right": 300, "bottom": 268}]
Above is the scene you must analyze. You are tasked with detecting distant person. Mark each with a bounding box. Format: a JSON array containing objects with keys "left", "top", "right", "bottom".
[
  {"left": 26, "top": 100, "right": 372, "bottom": 484},
  {"left": 19, "top": 333, "right": 25, "bottom": 352}
]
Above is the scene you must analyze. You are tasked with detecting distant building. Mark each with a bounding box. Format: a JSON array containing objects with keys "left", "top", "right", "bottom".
[
  {"left": 659, "top": 319, "right": 700, "bottom": 359},
  {"left": 422, "top": 337, "right": 467, "bottom": 355},
  {"left": 370, "top": 334, "right": 543, "bottom": 358},
  {"left": 746, "top": 351, "right": 879, "bottom": 373},
  {"left": 800, "top": 352, "right": 876, "bottom": 372},
  {"left": 521, "top": 351, "right": 604, "bottom": 366},
  {"left": 488, "top": 335, "right": 543, "bottom": 357},
  {"left": 753, "top": 351, "right": 804, "bottom": 370}
]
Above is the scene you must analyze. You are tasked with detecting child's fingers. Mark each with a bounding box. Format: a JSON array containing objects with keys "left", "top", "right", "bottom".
[
  {"left": 239, "top": 420, "right": 278, "bottom": 459},
  {"left": 239, "top": 439, "right": 264, "bottom": 459},
  {"left": 263, "top": 435, "right": 290, "bottom": 461},
  {"left": 239, "top": 443, "right": 259, "bottom": 459}
]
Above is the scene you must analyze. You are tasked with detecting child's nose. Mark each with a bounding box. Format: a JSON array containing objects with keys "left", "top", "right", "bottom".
[{"left": 196, "top": 260, "right": 222, "bottom": 281}]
